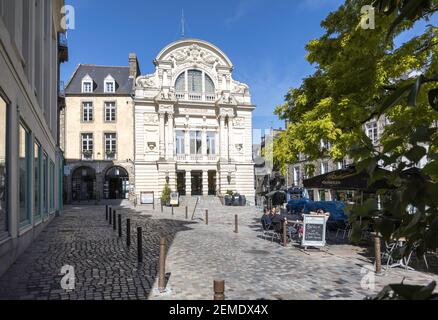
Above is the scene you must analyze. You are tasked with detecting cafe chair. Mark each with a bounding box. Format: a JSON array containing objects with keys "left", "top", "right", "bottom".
[
  {"left": 261, "top": 220, "right": 277, "bottom": 242},
  {"left": 335, "top": 222, "right": 352, "bottom": 239}
]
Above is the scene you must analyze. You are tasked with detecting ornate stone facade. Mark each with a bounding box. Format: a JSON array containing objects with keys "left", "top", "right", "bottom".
[{"left": 134, "top": 39, "right": 255, "bottom": 202}]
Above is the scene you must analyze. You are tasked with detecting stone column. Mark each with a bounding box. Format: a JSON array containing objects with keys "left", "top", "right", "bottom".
[
  {"left": 159, "top": 112, "right": 166, "bottom": 159},
  {"left": 168, "top": 113, "right": 175, "bottom": 160},
  {"left": 185, "top": 170, "right": 192, "bottom": 196},
  {"left": 203, "top": 170, "right": 209, "bottom": 196},
  {"left": 225, "top": 117, "right": 232, "bottom": 161},
  {"left": 185, "top": 128, "right": 190, "bottom": 158},
  {"left": 202, "top": 127, "right": 207, "bottom": 161},
  {"left": 219, "top": 116, "right": 225, "bottom": 161}
]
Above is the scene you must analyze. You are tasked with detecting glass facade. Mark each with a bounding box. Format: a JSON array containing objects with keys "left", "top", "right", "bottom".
[
  {"left": 43, "top": 152, "right": 48, "bottom": 216},
  {"left": 34, "top": 141, "right": 41, "bottom": 221},
  {"left": 0, "top": 96, "right": 8, "bottom": 239},
  {"left": 50, "top": 160, "right": 54, "bottom": 212},
  {"left": 19, "top": 123, "right": 30, "bottom": 225}
]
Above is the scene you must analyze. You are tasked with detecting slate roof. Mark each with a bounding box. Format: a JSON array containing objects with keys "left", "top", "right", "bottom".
[{"left": 65, "top": 65, "right": 133, "bottom": 95}]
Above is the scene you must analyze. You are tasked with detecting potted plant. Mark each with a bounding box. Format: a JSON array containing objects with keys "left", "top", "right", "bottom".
[
  {"left": 224, "top": 190, "right": 234, "bottom": 206},
  {"left": 105, "top": 150, "right": 116, "bottom": 159},
  {"left": 83, "top": 150, "right": 92, "bottom": 159},
  {"left": 161, "top": 183, "right": 171, "bottom": 207}
]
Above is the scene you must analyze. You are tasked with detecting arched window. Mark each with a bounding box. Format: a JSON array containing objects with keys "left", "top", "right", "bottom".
[
  {"left": 188, "top": 70, "right": 202, "bottom": 93},
  {"left": 205, "top": 74, "right": 215, "bottom": 94},
  {"left": 175, "top": 72, "right": 185, "bottom": 92},
  {"left": 174, "top": 70, "right": 215, "bottom": 94}
]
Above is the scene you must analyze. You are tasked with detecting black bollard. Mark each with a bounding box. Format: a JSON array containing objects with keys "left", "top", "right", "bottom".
[
  {"left": 113, "top": 210, "right": 117, "bottom": 231},
  {"left": 185, "top": 206, "right": 188, "bottom": 219},
  {"left": 172, "top": 206, "right": 174, "bottom": 216},
  {"left": 105, "top": 205, "right": 108, "bottom": 220},
  {"left": 109, "top": 207, "right": 112, "bottom": 225},
  {"left": 137, "top": 227, "right": 143, "bottom": 263},
  {"left": 205, "top": 210, "right": 208, "bottom": 225},
  {"left": 118, "top": 214, "right": 122, "bottom": 238},
  {"left": 126, "top": 219, "right": 131, "bottom": 247}
]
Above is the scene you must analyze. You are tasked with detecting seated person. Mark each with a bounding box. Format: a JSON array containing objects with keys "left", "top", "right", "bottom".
[
  {"left": 261, "top": 209, "right": 273, "bottom": 228},
  {"left": 316, "top": 208, "right": 331, "bottom": 222}
]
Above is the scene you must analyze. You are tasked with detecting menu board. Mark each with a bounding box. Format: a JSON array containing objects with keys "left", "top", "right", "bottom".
[
  {"left": 140, "top": 192, "right": 154, "bottom": 205},
  {"left": 302, "top": 215, "right": 326, "bottom": 247},
  {"left": 170, "top": 192, "right": 179, "bottom": 206}
]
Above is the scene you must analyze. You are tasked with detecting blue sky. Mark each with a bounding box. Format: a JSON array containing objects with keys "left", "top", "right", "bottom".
[{"left": 62, "top": 0, "right": 345, "bottom": 137}]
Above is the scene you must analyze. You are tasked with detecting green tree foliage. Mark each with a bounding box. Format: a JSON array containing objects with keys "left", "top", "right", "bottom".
[
  {"left": 274, "top": 0, "right": 438, "bottom": 257},
  {"left": 161, "top": 183, "right": 171, "bottom": 205}
]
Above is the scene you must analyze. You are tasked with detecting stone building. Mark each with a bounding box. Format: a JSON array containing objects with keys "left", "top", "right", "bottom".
[
  {"left": 0, "top": 0, "right": 67, "bottom": 276},
  {"left": 61, "top": 39, "right": 256, "bottom": 204},
  {"left": 61, "top": 55, "right": 139, "bottom": 203},
  {"left": 133, "top": 39, "right": 255, "bottom": 203}
]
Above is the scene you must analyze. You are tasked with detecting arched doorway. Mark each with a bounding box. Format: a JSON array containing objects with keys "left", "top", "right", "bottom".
[
  {"left": 72, "top": 167, "right": 96, "bottom": 201},
  {"left": 104, "top": 166, "right": 129, "bottom": 199}
]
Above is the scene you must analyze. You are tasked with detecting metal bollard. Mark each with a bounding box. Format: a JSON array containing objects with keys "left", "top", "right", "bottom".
[
  {"left": 161, "top": 201, "right": 163, "bottom": 213},
  {"left": 283, "top": 219, "right": 288, "bottom": 247},
  {"left": 126, "top": 219, "right": 131, "bottom": 247},
  {"left": 158, "top": 238, "right": 166, "bottom": 292},
  {"left": 137, "top": 227, "right": 143, "bottom": 263},
  {"left": 213, "top": 280, "right": 225, "bottom": 300},
  {"left": 113, "top": 211, "right": 117, "bottom": 231},
  {"left": 171, "top": 206, "right": 174, "bottom": 216},
  {"left": 105, "top": 205, "right": 108, "bottom": 221},
  {"left": 108, "top": 207, "right": 112, "bottom": 225},
  {"left": 374, "top": 233, "right": 382, "bottom": 274},
  {"left": 234, "top": 215, "right": 238, "bottom": 233},
  {"left": 185, "top": 206, "right": 188, "bottom": 219},
  {"left": 205, "top": 210, "right": 208, "bottom": 225},
  {"left": 118, "top": 214, "right": 122, "bottom": 238}
]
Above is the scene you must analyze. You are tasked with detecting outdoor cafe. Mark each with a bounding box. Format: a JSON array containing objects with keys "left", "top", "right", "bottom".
[{"left": 259, "top": 166, "right": 434, "bottom": 271}]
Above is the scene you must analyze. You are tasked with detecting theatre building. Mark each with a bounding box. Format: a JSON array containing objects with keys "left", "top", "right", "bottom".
[
  {"left": 61, "top": 55, "right": 139, "bottom": 203},
  {"left": 134, "top": 39, "right": 255, "bottom": 202},
  {"left": 0, "top": 0, "right": 67, "bottom": 276}
]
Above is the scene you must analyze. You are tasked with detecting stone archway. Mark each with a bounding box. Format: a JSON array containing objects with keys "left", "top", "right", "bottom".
[
  {"left": 104, "top": 166, "right": 129, "bottom": 200},
  {"left": 72, "top": 166, "right": 96, "bottom": 201}
]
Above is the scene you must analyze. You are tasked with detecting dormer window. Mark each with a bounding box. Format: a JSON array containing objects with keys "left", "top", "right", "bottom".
[
  {"left": 104, "top": 75, "right": 116, "bottom": 93},
  {"left": 82, "top": 75, "right": 93, "bottom": 93}
]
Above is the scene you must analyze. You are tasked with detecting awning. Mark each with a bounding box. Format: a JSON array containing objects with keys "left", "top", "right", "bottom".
[{"left": 303, "top": 166, "right": 390, "bottom": 191}]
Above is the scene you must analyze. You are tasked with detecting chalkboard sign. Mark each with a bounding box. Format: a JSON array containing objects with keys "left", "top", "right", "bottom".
[
  {"left": 302, "top": 215, "right": 326, "bottom": 247},
  {"left": 170, "top": 192, "right": 179, "bottom": 206},
  {"left": 140, "top": 192, "right": 154, "bottom": 205}
]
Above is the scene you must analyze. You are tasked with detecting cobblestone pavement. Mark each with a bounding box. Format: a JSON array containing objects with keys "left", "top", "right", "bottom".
[
  {"left": 1, "top": 199, "right": 437, "bottom": 300},
  {"left": 0, "top": 203, "right": 195, "bottom": 300},
  {"left": 148, "top": 201, "right": 438, "bottom": 300}
]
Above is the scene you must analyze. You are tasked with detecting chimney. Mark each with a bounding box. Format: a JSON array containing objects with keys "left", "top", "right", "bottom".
[{"left": 129, "top": 53, "right": 140, "bottom": 78}]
